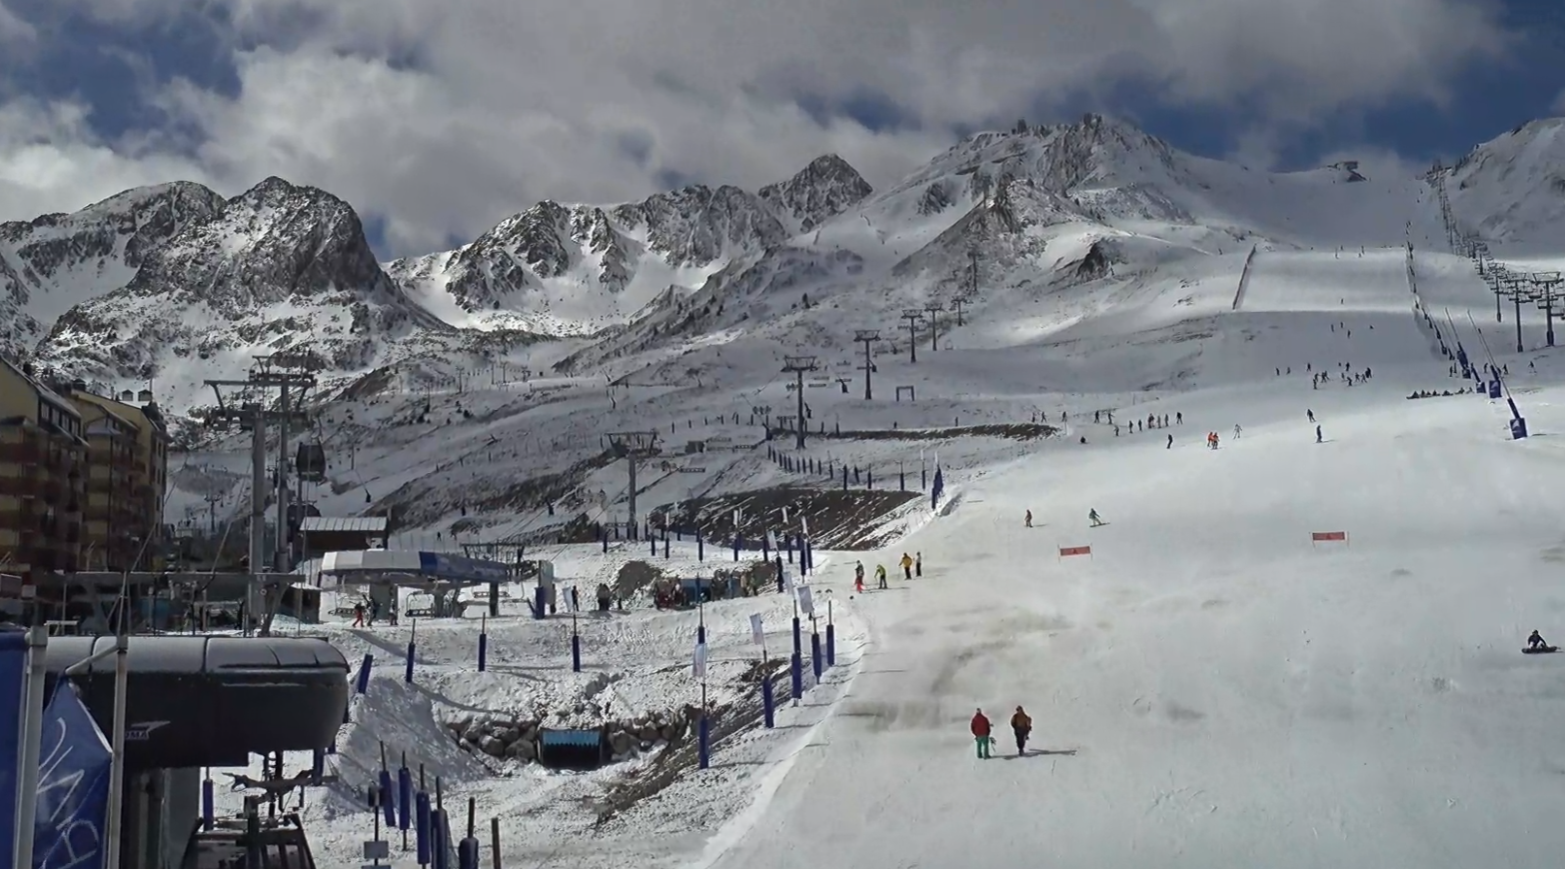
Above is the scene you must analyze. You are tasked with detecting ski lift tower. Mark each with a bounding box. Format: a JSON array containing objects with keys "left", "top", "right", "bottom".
[
  {"left": 1500, "top": 276, "right": 1530, "bottom": 352},
  {"left": 204, "top": 351, "right": 319, "bottom": 574},
  {"left": 1528, "top": 272, "right": 1562, "bottom": 347},
  {"left": 607, "top": 431, "right": 659, "bottom": 536},
  {"left": 781, "top": 356, "right": 819, "bottom": 449}
]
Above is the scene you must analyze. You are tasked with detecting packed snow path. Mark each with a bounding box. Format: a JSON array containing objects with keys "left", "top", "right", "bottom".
[{"left": 704, "top": 376, "right": 1565, "bottom": 869}]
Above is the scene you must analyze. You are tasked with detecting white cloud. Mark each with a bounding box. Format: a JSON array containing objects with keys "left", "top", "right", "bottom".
[
  {"left": 0, "top": 2, "right": 34, "bottom": 45},
  {"left": 0, "top": 98, "right": 209, "bottom": 218},
  {"left": 0, "top": 0, "right": 1517, "bottom": 257}
]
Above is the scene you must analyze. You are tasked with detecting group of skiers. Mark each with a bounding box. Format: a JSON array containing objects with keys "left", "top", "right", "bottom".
[
  {"left": 852, "top": 552, "right": 922, "bottom": 593},
  {"left": 1314, "top": 362, "right": 1372, "bottom": 389},
  {"left": 970, "top": 706, "right": 1033, "bottom": 758}
]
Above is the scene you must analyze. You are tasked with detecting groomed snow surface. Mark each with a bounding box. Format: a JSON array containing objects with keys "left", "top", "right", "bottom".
[{"left": 226, "top": 244, "right": 1565, "bottom": 868}]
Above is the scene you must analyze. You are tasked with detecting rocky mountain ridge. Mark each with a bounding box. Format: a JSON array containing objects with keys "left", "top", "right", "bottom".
[
  {"left": 6, "top": 113, "right": 1565, "bottom": 413},
  {"left": 383, "top": 153, "right": 873, "bottom": 335}
]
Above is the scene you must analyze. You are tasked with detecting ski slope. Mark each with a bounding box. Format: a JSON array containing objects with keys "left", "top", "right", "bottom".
[
  {"left": 685, "top": 247, "right": 1565, "bottom": 869},
  {"left": 701, "top": 364, "right": 1565, "bottom": 869},
  {"left": 184, "top": 242, "right": 1565, "bottom": 869}
]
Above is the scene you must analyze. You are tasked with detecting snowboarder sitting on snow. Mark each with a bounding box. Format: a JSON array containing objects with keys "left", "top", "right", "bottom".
[
  {"left": 971, "top": 708, "right": 993, "bottom": 759},
  {"left": 1010, "top": 706, "right": 1032, "bottom": 756},
  {"left": 900, "top": 552, "right": 915, "bottom": 580},
  {"left": 875, "top": 564, "right": 888, "bottom": 590},
  {"left": 1529, "top": 630, "right": 1549, "bottom": 650},
  {"left": 1088, "top": 509, "right": 1103, "bottom": 527}
]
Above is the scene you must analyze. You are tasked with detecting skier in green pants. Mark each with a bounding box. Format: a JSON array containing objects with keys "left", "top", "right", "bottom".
[{"left": 970, "top": 709, "right": 993, "bottom": 759}]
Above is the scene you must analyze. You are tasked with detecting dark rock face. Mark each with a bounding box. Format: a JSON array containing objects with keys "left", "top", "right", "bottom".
[
  {"left": 0, "top": 182, "right": 227, "bottom": 360},
  {"left": 33, "top": 177, "right": 446, "bottom": 381}
]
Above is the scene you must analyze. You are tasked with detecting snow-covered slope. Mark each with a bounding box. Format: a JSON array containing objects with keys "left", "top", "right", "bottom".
[
  {"left": 208, "top": 237, "right": 1565, "bottom": 869},
  {"left": 704, "top": 367, "right": 1565, "bottom": 869},
  {"left": 1441, "top": 118, "right": 1565, "bottom": 256}
]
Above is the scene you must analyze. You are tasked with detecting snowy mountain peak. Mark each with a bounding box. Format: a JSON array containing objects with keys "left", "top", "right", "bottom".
[
  {"left": 0, "top": 180, "right": 227, "bottom": 360},
  {"left": 758, "top": 153, "right": 873, "bottom": 231},
  {"left": 34, "top": 174, "right": 443, "bottom": 398}
]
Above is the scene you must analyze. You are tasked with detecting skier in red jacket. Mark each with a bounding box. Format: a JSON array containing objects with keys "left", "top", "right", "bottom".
[{"left": 970, "top": 708, "right": 992, "bottom": 759}]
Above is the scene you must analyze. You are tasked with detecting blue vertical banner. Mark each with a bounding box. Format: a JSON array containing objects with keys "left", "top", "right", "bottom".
[
  {"left": 32, "top": 682, "right": 112, "bottom": 869},
  {"left": 0, "top": 630, "right": 27, "bottom": 864}
]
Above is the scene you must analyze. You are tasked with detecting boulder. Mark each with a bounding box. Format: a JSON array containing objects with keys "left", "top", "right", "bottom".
[
  {"left": 506, "top": 739, "right": 537, "bottom": 761},
  {"left": 478, "top": 736, "right": 506, "bottom": 757},
  {"left": 608, "top": 731, "right": 636, "bottom": 756}
]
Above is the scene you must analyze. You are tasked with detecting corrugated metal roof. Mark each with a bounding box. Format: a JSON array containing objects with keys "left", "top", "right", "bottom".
[{"left": 300, "top": 516, "right": 388, "bottom": 533}]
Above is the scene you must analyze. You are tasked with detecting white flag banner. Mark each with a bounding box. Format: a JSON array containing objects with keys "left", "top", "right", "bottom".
[
  {"left": 783, "top": 572, "right": 796, "bottom": 592},
  {"left": 796, "top": 585, "right": 815, "bottom": 617},
  {"left": 733, "top": 508, "right": 743, "bottom": 527},
  {"left": 782, "top": 507, "right": 790, "bottom": 524},
  {"left": 693, "top": 642, "right": 709, "bottom": 679},
  {"left": 749, "top": 613, "right": 765, "bottom": 645},
  {"left": 767, "top": 530, "right": 778, "bottom": 550},
  {"left": 563, "top": 585, "right": 578, "bottom": 613},
  {"left": 801, "top": 515, "right": 810, "bottom": 535}
]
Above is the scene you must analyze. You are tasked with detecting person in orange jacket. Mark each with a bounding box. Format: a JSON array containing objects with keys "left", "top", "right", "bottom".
[
  {"left": 899, "top": 552, "right": 914, "bottom": 580},
  {"left": 1010, "top": 706, "right": 1032, "bottom": 756},
  {"left": 970, "top": 708, "right": 992, "bottom": 759}
]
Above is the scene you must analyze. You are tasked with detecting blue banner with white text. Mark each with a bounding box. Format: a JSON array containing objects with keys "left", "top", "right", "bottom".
[
  {"left": 0, "top": 630, "right": 28, "bottom": 866},
  {"left": 32, "top": 681, "right": 111, "bottom": 869}
]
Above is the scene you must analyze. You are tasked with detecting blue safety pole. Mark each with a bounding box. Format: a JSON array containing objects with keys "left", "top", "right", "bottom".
[
  {"left": 533, "top": 585, "right": 547, "bottom": 619},
  {"left": 431, "top": 807, "right": 447, "bottom": 869},
  {"left": 379, "top": 768, "right": 397, "bottom": 827},
  {"left": 761, "top": 672, "right": 775, "bottom": 727},
  {"left": 405, "top": 620, "right": 417, "bottom": 684},
  {"left": 416, "top": 790, "right": 432, "bottom": 865},
  {"left": 355, "top": 654, "right": 373, "bottom": 694},
  {"left": 398, "top": 764, "right": 413, "bottom": 844},
  {"left": 477, "top": 616, "right": 488, "bottom": 672},
  {"left": 571, "top": 624, "right": 582, "bottom": 673},
  {"left": 790, "top": 652, "right": 803, "bottom": 699},
  {"left": 697, "top": 529, "right": 704, "bottom": 561},
  {"left": 792, "top": 615, "right": 801, "bottom": 657}
]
